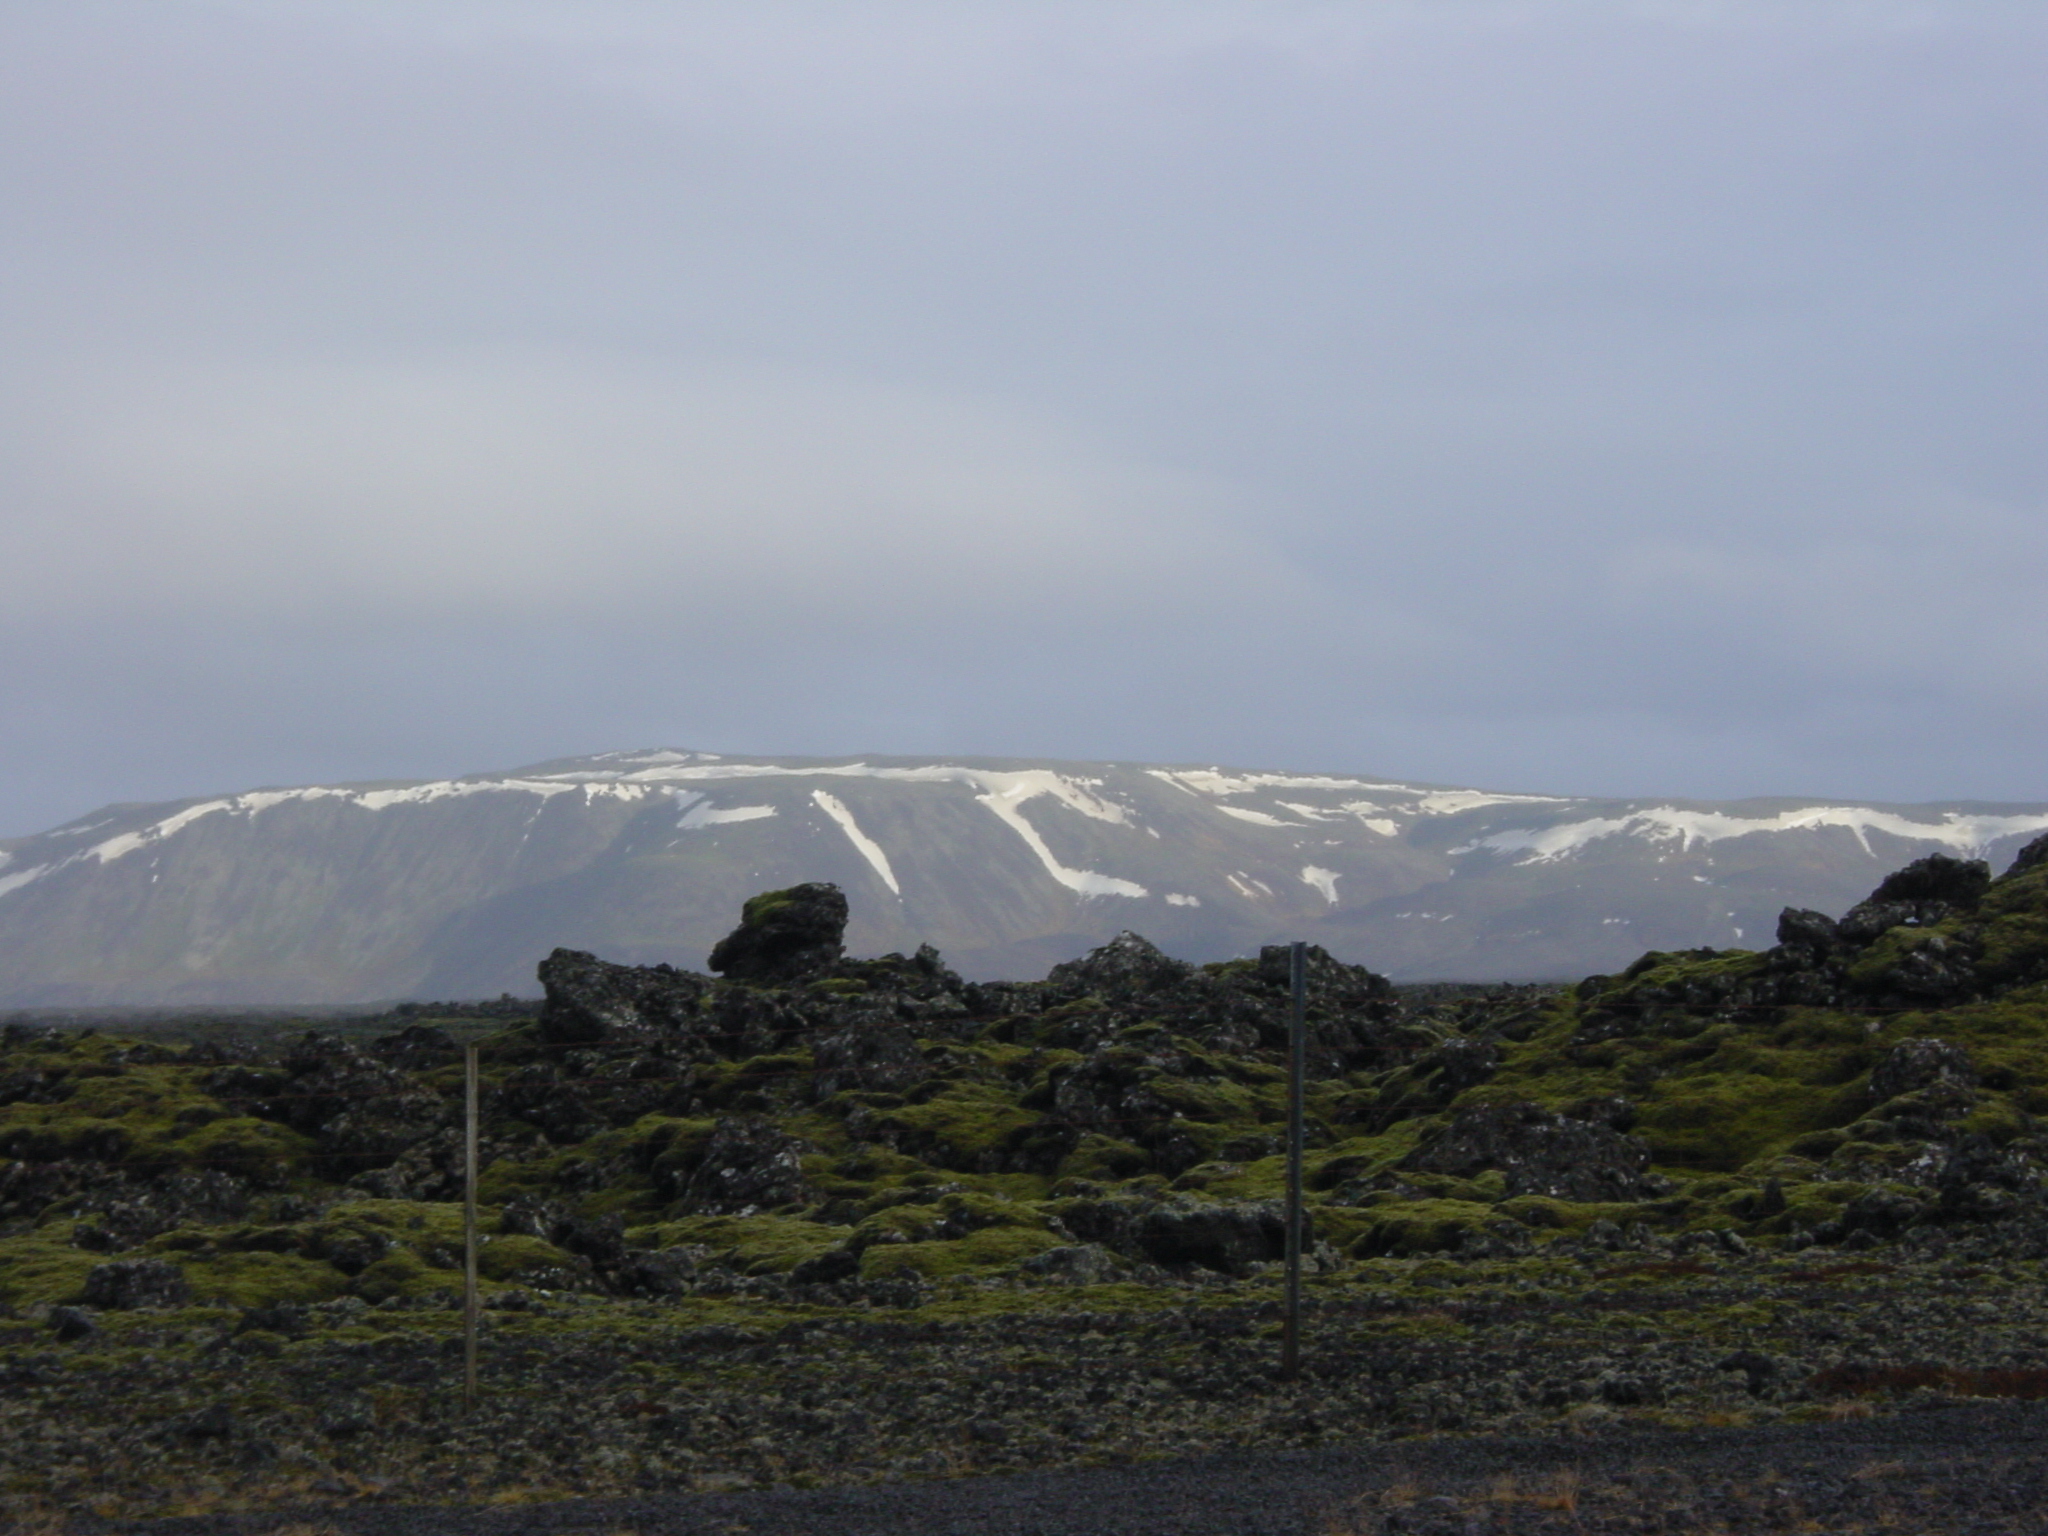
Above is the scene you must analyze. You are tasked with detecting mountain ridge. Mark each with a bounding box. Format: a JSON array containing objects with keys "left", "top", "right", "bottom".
[{"left": 2, "top": 746, "right": 2045, "bottom": 1004}]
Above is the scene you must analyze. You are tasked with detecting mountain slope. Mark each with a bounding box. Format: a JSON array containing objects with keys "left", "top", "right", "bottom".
[{"left": 2, "top": 748, "right": 2046, "bottom": 1004}]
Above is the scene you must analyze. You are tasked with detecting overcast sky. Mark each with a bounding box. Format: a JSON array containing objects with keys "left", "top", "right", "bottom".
[{"left": 3, "top": 0, "right": 2044, "bottom": 835}]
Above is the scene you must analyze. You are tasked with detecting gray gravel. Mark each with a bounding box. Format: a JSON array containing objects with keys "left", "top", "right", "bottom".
[{"left": 95, "top": 1400, "right": 2048, "bottom": 1535}]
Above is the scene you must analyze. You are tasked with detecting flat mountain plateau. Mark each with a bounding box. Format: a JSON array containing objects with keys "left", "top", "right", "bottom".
[
  {"left": 6, "top": 748, "right": 2048, "bottom": 1003},
  {"left": 8, "top": 844, "right": 2048, "bottom": 1527}
]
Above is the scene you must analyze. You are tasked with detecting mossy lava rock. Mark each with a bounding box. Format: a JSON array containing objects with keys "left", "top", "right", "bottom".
[{"left": 707, "top": 882, "right": 850, "bottom": 984}]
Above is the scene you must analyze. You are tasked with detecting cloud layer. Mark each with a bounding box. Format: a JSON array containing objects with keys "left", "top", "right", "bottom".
[{"left": 3, "top": 0, "right": 2044, "bottom": 834}]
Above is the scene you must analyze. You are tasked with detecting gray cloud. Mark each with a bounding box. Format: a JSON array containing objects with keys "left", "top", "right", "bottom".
[{"left": 3, "top": 0, "right": 2044, "bottom": 835}]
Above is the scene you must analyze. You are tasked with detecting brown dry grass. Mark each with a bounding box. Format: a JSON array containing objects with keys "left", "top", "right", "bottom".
[
  {"left": 1810, "top": 1363, "right": 2048, "bottom": 1400},
  {"left": 1532, "top": 1467, "right": 1580, "bottom": 1513}
]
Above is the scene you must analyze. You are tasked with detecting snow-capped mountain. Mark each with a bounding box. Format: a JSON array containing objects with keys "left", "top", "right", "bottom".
[{"left": 3, "top": 748, "right": 2045, "bottom": 1004}]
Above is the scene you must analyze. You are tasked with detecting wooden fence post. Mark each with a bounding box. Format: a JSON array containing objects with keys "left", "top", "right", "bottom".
[{"left": 1282, "top": 940, "right": 1305, "bottom": 1380}]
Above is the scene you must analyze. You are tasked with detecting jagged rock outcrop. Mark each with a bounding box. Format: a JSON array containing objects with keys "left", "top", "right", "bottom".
[
  {"left": 677, "top": 1116, "right": 811, "bottom": 1215},
  {"left": 1402, "top": 1101, "right": 1654, "bottom": 1203},
  {"left": 1838, "top": 854, "right": 1993, "bottom": 940},
  {"left": 1059, "top": 1194, "right": 1302, "bottom": 1276},
  {"left": 81, "top": 1258, "right": 190, "bottom": 1310},
  {"left": 1870, "top": 1038, "right": 1979, "bottom": 1106},
  {"left": 1576, "top": 844, "right": 2048, "bottom": 1028},
  {"left": 1044, "top": 932, "right": 1195, "bottom": 1002},
  {"left": 707, "top": 883, "right": 849, "bottom": 984},
  {"left": 536, "top": 949, "right": 710, "bottom": 1047}
]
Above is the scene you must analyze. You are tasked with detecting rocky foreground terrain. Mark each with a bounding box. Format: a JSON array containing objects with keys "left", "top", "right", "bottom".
[{"left": 6, "top": 845, "right": 2048, "bottom": 1527}]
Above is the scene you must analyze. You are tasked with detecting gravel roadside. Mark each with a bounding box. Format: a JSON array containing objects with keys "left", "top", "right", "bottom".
[{"left": 89, "top": 1401, "right": 2048, "bottom": 1536}]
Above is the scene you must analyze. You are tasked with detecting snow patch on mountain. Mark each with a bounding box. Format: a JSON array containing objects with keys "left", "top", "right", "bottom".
[
  {"left": 1409, "top": 789, "right": 1575, "bottom": 816},
  {"left": 0, "top": 778, "right": 665, "bottom": 901},
  {"left": 1150, "top": 769, "right": 1401, "bottom": 797},
  {"left": 675, "top": 793, "right": 778, "bottom": 831},
  {"left": 1301, "top": 866, "right": 1341, "bottom": 904},
  {"left": 811, "top": 790, "right": 900, "bottom": 896},
  {"left": 532, "top": 759, "right": 1148, "bottom": 899},
  {"left": 1216, "top": 805, "right": 1299, "bottom": 828},
  {"left": 1453, "top": 805, "right": 2048, "bottom": 864},
  {"left": 1148, "top": 769, "right": 1573, "bottom": 821}
]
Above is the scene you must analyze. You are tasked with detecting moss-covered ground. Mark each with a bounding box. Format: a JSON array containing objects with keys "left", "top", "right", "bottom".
[{"left": 7, "top": 848, "right": 2048, "bottom": 1515}]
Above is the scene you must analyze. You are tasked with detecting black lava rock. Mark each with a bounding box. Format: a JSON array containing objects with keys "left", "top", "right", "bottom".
[
  {"left": 680, "top": 1115, "right": 811, "bottom": 1215},
  {"left": 537, "top": 948, "right": 710, "bottom": 1046},
  {"left": 1402, "top": 1101, "right": 1654, "bottom": 1203},
  {"left": 46, "top": 1305, "right": 96, "bottom": 1342},
  {"left": 81, "top": 1258, "right": 190, "bottom": 1310},
  {"left": 708, "top": 884, "right": 850, "bottom": 984},
  {"left": 1870, "top": 1038, "right": 1978, "bottom": 1105}
]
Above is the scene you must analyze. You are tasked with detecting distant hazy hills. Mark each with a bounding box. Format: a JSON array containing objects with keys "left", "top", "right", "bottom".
[{"left": 2, "top": 748, "right": 2045, "bottom": 1005}]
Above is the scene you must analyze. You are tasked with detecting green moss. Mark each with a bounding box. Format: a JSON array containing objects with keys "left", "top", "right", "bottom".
[
  {"left": 1752, "top": 1181, "right": 1851, "bottom": 1235},
  {"left": 1148, "top": 1077, "right": 1277, "bottom": 1123},
  {"left": 1638, "top": 1075, "right": 1843, "bottom": 1171},
  {"left": 478, "top": 1234, "right": 579, "bottom": 1283},
  {"left": 737, "top": 888, "right": 803, "bottom": 927},
  {"left": 1493, "top": 1196, "right": 1652, "bottom": 1235},
  {"left": 1350, "top": 1198, "right": 1496, "bottom": 1257},
  {"left": 0, "top": 1228, "right": 103, "bottom": 1307},
  {"left": 177, "top": 1249, "right": 348, "bottom": 1307},
  {"left": 807, "top": 978, "right": 868, "bottom": 996},
  {"left": 352, "top": 1248, "right": 455, "bottom": 1303},
  {"left": 166, "top": 1115, "right": 312, "bottom": 1180},
  {"left": 866, "top": 1082, "right": 1039, "bottom": 1168},
  {"left": 1058, "top": 1134, "right": 1152, "bottom": 1182},
  {"left": 861, "top": 1226, "right": 1065, "bottom": 1280},
  {"left": 632, "top": 1213, "right": 849, "bottom": 1275},
  {"left": 0, "top": 1060, "right": 313, "bottom": 1179},
  {"left": 1961, "top": 1101, "right": 2029, "bottom": 1143}
]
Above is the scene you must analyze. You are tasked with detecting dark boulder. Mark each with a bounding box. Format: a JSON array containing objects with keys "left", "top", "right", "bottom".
[
  {"left": 811, "top": 1022, "right": 928, "bottom": 1100},
  {"left": 789, "top": 1245, "right": 862, "bottom": 1285},
  {"left": 1870, "top": 1038, "right": 1978, "bottom": 1105},
  {"left": 1567, "top": 1095, "right": 1639, "bottom": 1132},
  {"left": 1402, "top": 1101, "right": 1653, "bottom": 1203},
  {"left": 548, "top": 1210, "right": 626, "bottom": 1269},
  {"left": 1865, "top": 930, "right": 1983, "bottom": 1003},
  {"left": 47, "top": 1306, "right": 97, "bottom": 1342},
  {"left": 1059, "top": 1194, "right": 1297, "bottom": 1275},
  {"left": 2008, "top": 831, "right": 2048, "bottom": 877},
  {"left": 1836, "top": 1185, "right": 1925, "bottom": 1239},
  {"left": 1717, "top": 1350, "right": 1778, "bottom": 1396},
  {"left": 1046, "top": 931, "right": 1194, "bottom": 1000},
  {"left": 1776, "top": 907, "right": 1840, "bottom": 953},
  {"left": 1133, "top": 1199, "right": 1292, "bottom": 1274},
  {"left": 1869, "top": 853, "right": 1993, "bottom": 909},
  {"left": 256, "top": 1033, "right": 447, "bottom": 1176},
  {"left": 678, "top": 1115, "right": 810, "bottom": 1215},
  {"left": 70, "top": 1169, "right": 254, "bottom": 1252},
  {"left": 368, "top": 1023, "right": 459, "bottom": 1071},
  {"left": 537, "top": 949, "right": 710, "bottom": 1047},
  {"left": 492, "top": 1062, "right": 600, "bottom": 1145},
  {"left": 1254, "top": 942, "right": 1394, "bottom": 1005},
  {"left": 82, "top": 1258, "right": 191, "bottom": 1310},
  {"left": 1837, "top": 854, "right": 1990, "bottom": 943},
  {"left": 1016, "top": 1243, "right": 1123, "bottom": 1285},
  {"left": 616, "top": 1246, "right": 703, "bottom": 1297},
  {"left": 707, "top": 884, "right": 849, "bottom": 984}
]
